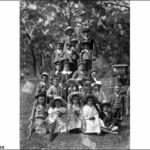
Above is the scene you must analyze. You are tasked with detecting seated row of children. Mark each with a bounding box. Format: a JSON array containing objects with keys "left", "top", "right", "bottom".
[{"left": 28, "top": 70, "right": 124, "bottom": 140}]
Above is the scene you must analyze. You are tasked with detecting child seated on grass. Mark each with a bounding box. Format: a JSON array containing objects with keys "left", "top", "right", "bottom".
[
  {"left": 100, "top": 102, "right": 119, "bottom": 134},
  {"left": 47, "top": 97, "right": 68, "bottom": 141},
  {"left": 67, "top": 92, "right": 83, "bottom": 132},
  {"left": 27, "top": 93, "right": 49, "bottom": 139}
]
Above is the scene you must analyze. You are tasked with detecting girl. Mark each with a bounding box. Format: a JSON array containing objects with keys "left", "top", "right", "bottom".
[
  {"left": 67, "top": 78, "right": 78, "bottom": 95},
  {"left": 36, "top": 72, "right": 49, "bottom": 96},
  {"left": 48, "top": 97, "right": 68, "bottom": 141},
  {"left": 92, "top": 81, "right": 107, "bottom": 104},
  {"left": 82, "top": 95, "right": 116, "bottom": 135},
  {"left": 67, "top": 92, "right": 83, "bottom": 132},
  {"left": 82, "top": 95, "right": 103, "bottom": 134},
  {"left": 28, "top": 93, "right": 49, "bottom": 139}
]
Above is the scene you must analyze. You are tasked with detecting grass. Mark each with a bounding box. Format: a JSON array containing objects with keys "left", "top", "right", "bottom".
[{"left": 20, "top": 78, "right": 130, "bottom": 149}]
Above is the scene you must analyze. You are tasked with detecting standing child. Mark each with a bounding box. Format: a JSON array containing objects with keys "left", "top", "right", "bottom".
[
  {"left": 52, "top": 42, "right": 64, "bottom": 65},
  {"left": 47, "top": 97, "right": 68, "bottom": 141},
  {"left": 80, "top": 41, "right": 93, "bottom": 72},
  {"left": 109, "top": 84, "right": 125, "bottom": 123},
  {"left": 67, "top": 78, "right": 78, "bottom": 96},
  {"left": 67, "top": 92, "right": 83, "bottom": 132},
  {"left": 28, "top": 93, "right": 49, "bottom": 139}
]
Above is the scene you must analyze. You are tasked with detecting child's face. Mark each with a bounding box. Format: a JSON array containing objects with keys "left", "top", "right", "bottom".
[
  {"left": 66, "top": 44, "right": 71, "bottom": 50},
  {"left": 94, "top": 85, "right": 100, "bottom": 91},
  {"left": 114, "top": 86, "right": 121, "bottom": 94},
  {"left": 64, "top": 65, "right": 69, "bottom": 71},
  {"left": 38, "top": 96, "right": 45, "bottom": 105},
  {"left": 72, "top": 42, "right": 77, "bottom": 47},
  {"left": 72, "top": 96, "right": 79, "bottom": 105},
  {"left": 79, "top": 65, "right": 84, "bottom": 71},
  {"left": 84, "top": 44, "right": 89, "bottom": 49},
  {"left": 53, "top": 79, "right": 58, "bottom": 86},
  {"left": 69, "top": 82, "right": 74, "bottom": 87},
  {"left": 55, "top": 100, "right": 61, "bottom": 108},
  {"left": 57, "top": 44, "right": 63, "bottom": 50},
  {"left": 103, "top": 106, "right": 109, "bottom": 112},
  {"left": 56, "top": 65, "right": 61, "bottom": 71},
  {"left": 91, "top": 71, "right": 96, "bottom": 77},
  {"left": 87, "top": 98, "right": 93, "bottom": 106},
  {"left": 42, "top": 75, "right": 48, "bottom": 82}
]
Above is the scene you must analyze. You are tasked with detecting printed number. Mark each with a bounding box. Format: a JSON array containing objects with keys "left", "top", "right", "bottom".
[{"left": 0, "top": 146, "right": 4, "bottom": 149}]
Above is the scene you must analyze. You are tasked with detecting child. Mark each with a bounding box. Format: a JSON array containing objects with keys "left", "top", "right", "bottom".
[
  {"left": 80, "top": 41, "right": 92, "bottom": 72},
  {"left": 90, "top": 68, "right": 98, "bottom": 83},
  {"left": 84, "top": 80, "right": 92, "bottom": 95},
  {"left": 60, "top": 60, "right": 72, "bottom": 87},
  {"left": 82, "top": 95, "right": 117, "bottom": 135},
  {"left": 28, "top": 93, "right": 49, "bottom": 139},
  {"left": 82, "top": 95, "right": 103, "bottom": 134},
  {"left": 100, "top": 102, "right": 119, "bottom": 134},
  {"left": 92, "top": 81, "right": 107, "bottom": 104},
  {"left": 47, "top": 77, "right": 62, "bottom": 101},
  {"left": 52, "top": 42, "right": 64, "bottom": 65},
  {"left": 36, "top": 72, "right": 49, "bottom": 96},
  {"left": 72, "top": 62, "right": 88, "bottom": 86},
  {"left": 67, "top": 78, "right": 78, "bottom": 95},
  {"left": 67, "top": 92, "right": 83, "bottom": 132},
  {"left": 109, "top": 83, "right": 125, "bottom": 122},
  {"left": 47, "top": 96, "right": 68, "bottom": 141}
]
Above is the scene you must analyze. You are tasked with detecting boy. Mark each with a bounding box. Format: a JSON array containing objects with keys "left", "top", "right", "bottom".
[
  {"left": 100, "top": 102, "right": 119, "bottom": 133},
  {"left": 109, "top": 83, "right": 125, "bottom": 122},
  {"left": 52, "top": 41, "right": 64, "bottom": 65},
  {"left": 72, "top": 62, "right": 88, "bottom": 86},
  {"left": 80, "top": 41, "right": 93, "bottom": 72}
]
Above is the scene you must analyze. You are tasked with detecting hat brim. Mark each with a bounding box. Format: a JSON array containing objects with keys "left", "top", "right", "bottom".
[
  {"left": 41, "top": 74, "right": 49, "bottom": 78},
  {"left": 83, "top": 95, "right": 99, "bottom": 105},
  {"left": 35, "top": 93, "right": 46, "bottom": 99},
  {"left": 68, "top": 92, "right": 83, "bottom": 104},
  {"left": 101, "top": 103, "right": 111, "bottom": 108},
  {"left": 50, "top": 97, "right": 67, "bottom": 107},
  {"left": 64, "top": 28, "right": 74, "bottom": 35}
]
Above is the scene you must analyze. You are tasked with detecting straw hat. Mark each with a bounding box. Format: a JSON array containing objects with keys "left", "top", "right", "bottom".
[
  {"left": 50, "top": 96, "right": 67, "bottom": 107},
  {"left": 64, "top": 26, "right": 74, "bottom": 35},
  {"left": 68, "top": 92, "right": 83, "bottom": 105},
  {"left": 41, "top": 72, "right": 49, "bottom": 78}
]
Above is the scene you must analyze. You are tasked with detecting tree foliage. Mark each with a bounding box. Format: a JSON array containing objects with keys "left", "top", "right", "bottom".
[{"left": 20, "top": 0, "right": 130, "bottom": 76}]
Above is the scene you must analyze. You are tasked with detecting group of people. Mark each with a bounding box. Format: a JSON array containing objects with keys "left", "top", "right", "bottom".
[{"left": 27, "top": 26, "right": 126, "bottom": 141}]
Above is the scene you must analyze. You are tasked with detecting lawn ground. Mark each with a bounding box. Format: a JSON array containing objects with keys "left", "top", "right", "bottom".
[{"left": 20, "top": 78, "right": 130, "bottom": 149}]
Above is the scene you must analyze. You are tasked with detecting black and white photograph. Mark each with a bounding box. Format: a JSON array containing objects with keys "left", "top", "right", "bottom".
[{"left": 20, "top": 0, "right": 130, "bottom": 149}]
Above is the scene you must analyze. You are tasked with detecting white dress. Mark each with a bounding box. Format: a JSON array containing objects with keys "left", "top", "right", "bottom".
[
  {"left": 67, "top": 104, "right": 83, "bottom": 131},
  {"left": 48, "top": 107, "right": 67, "bottom": 133},
  {"left": 82, "top": 105, "right": 104, "bottom": 134}
]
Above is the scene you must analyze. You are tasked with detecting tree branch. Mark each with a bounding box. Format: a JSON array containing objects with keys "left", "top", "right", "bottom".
[{"left": 105, "top": 2, "right": 129, "bottom": 9}]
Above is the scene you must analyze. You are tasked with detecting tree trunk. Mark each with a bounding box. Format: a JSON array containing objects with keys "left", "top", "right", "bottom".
[{"left": 30, "top": 44, "right": 37, "bottom": 77}]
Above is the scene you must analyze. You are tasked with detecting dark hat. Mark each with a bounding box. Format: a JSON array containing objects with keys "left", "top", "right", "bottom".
[
  {"left": 83, "top": 94, "right": 99, "bottom": 105},
  {"left": 57, "top": 41, "right": 64, "bottom": 45},
  {"left": 68, "top": 92, "right": 83, "bottom": 105},
  {"left": 101, "top": 102, "right": 111, "bottom": 108},
  {"left": 82, "top": 40, "right": 90, "bottom": 45},
  {"left": 82, "top": 27, "right": 90, "bottom": 33},
  {"left": 41, "top": 72, "right": 49, "bottom": 78},
  {"left": 71, "top": 38, "right": 78, "bottom": 43},
  {"left": 50, "top": 96, "right": 67, "bottom": 108},
  {"left": 35, "top": 93, "right": 46, "bottom": 99},
  {"left": 64, "top": 26, "right": 74, "bottom": 35},
  {"left": 55, "top": 61, "right": 62, "bottom": 66}
]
